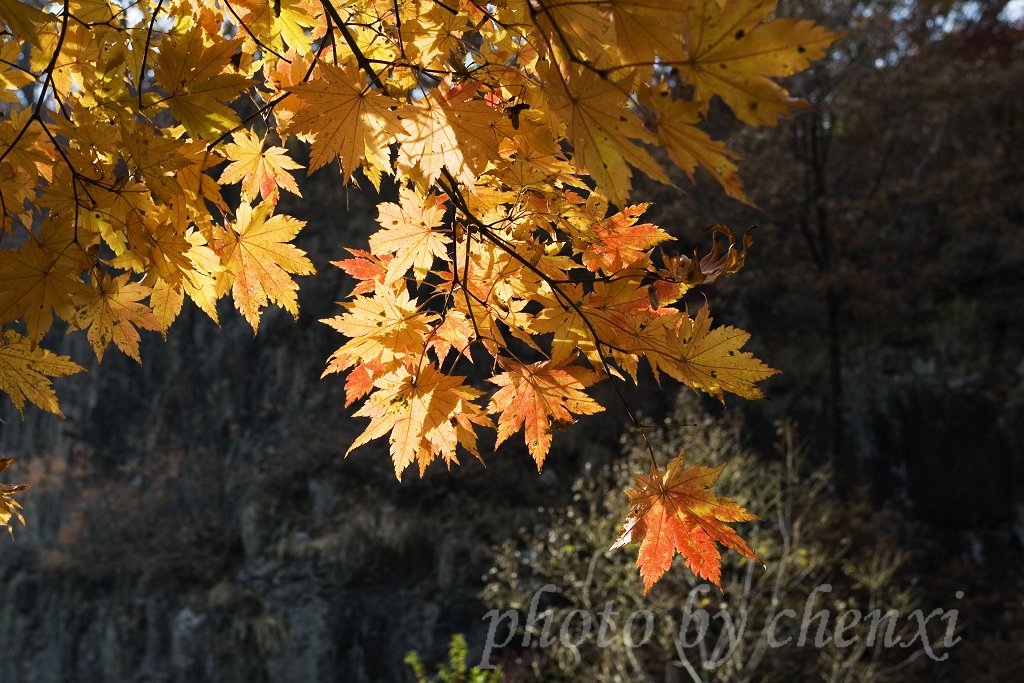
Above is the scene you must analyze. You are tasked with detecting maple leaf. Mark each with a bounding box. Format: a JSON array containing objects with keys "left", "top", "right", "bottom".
[
  {"left": 229, "top": 0, "right": 321, "bottom": 55},
  {"left": 152, "top": 28, "right": 254, "bottom": 139},
  {"left": 646, "top": 304, "right": 778, "bottom": 400},
  {"left": 0, "top": 40, "right": 35, "bottom": 103},
  {"left": 487, "top": 357, "right": 604, "bottom": 469},
  {"left": 0, "top": 330, "right": 84, "bottom": 417},
  {"left": 329, "top": 248, "right": 391, "bottom": 296},
  {"left": 71, "top": 272, "right": 162, "bottom": 362},
  {"left": 119, "top": 122, "right": 190, "bottom": 203},
  {"left": 541, "top": 63, "right": 668, "bottom": 207},
  {"left": 395, "top": 86, "right": 509, "bottom": 189},
  {"left": 150, "top": 230, "right": 224, "bottom": 329},
  {"left": 637, "top": 84, "right": 748, "bottom": 203},
  {"left": 607, "top": 0, "right": 693, "bottom": 64},
  {"left": 0, "top": 0, "right": 47, "bottom": 47},
  {"left": 219, "top": 130, "right": 303, "bottom": 203},
  {"left": 0, "top": 240, "right": 85, "bottom": 342},
  {"left": 321, "top": 285, "right": 437, "bottom": 375},
  {"left": 0, "top": 457, "right": 27, "bottom": 536},
  {"left": 348, "top": 364, "right": 493, "bottom": 479},
  {"left": 286, "top": 61, "right": 405, "bottom": 182},
  {"left": 367, "top": 187, "right": 450, "bottom": 286},
  {"left": 679, "top": 0, "right": 841, "bottom": 125},
  {"left": 581, "top": 203, "right": 673, "bottom": 273},
  {"left": 215, "top": 200, "right": 315, "bottom": 331},
  {"left": 612, "top": 449, "right": 760, "bottom": 593}
]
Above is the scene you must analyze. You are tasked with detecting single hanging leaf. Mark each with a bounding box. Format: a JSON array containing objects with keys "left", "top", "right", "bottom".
[
  {"left": 487, "top": 357, "right": 604, "bottom": 470},
  {"left": 0, "top": 457, "right": 28, "bottom": 535},
  {"left": 71, "top": 272, "right": 162, "bottom": 362},
  {"left": 215, "top": 200, "right": 315, "bottom": 332},
  {"left": 0, "top": 330, "right": 84, "bottom": 417},
  {"left": 612, "top": 449, "right": 759, "bottom": 593}
]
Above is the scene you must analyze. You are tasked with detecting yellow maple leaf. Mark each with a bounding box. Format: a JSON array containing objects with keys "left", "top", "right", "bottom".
[
  {"left": 607, "top": 0, "right": 693, "bottom": 63},
  {"left": 0, "top": 40, "right": 35, "bottom": 103},
  {"left": 219, "top": 129, "right": 303, "bottom": 203},
  {"left": 367, "top": 187, "right": 450, "bottom": 286},
  {"left": 541, "top": 63, "right": 667, "bottom": 207},
  {"left": 348, "top": 364, "right": 493, "bottom": 479},
  {"left": 395, "top": 86, "right": 509, "bottom": 190},
  {"left": 0, "top": 0, "right": 48, "bottom": 47},
  {"left": 321, "top": 284, "right": 437, "bottom": 375},
  {"left": 637, "top": 84, "right": 747, "bottom": 203},
  {"left": 646, "top": 304, "right": 778, "bottom": 400},
  {"left": 286, "top": 61, "right": 405, "bottom": 182},
  {"left": 71, "top": 272, "right": 162, "bottom": 362},
  {"left": 228, "top": 0, "right": 321, "bottom": 55},
  {"left": 216, "top": 200, "right": 315, "bottom": 331},
  {"left": 0, "top": 240, "right": 85, "bottom": 342},
  {"left": 150, "top": 231, "right": 224, "bottom": 329},
  {"left": 679, "top": 0, "right": 841, "bottom": 125},
  {"left": 119, "top": 122, "right": 190, "bottom": 203},
  {"left": 152, "top": 28, "right": 253, "bottom": 139},
  {"left": 0, "top": 330, "right": 84, "bottom": 417}
]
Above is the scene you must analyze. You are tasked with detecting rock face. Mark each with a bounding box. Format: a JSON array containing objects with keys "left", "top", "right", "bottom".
[{"left": 0, "top": 300, "right": 552, "bottom": 683}]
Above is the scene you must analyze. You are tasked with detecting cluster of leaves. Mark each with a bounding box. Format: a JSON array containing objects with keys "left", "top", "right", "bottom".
[{"left": 0, "top": 0, "right": 836, "bottom": 588}]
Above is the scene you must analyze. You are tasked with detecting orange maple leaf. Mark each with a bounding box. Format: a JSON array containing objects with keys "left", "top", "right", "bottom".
[
  {"left": 613, "top": 449, "right": 760, "bottom": 594},
  {"left": 487, "top": 357, "right": 604, "bottom": 469},
  {"left": 581, "top": 203, "right": 673, "bottom": 273},
  {"left": 329, "top": 248, "right": 392, "bottom": 296}
]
